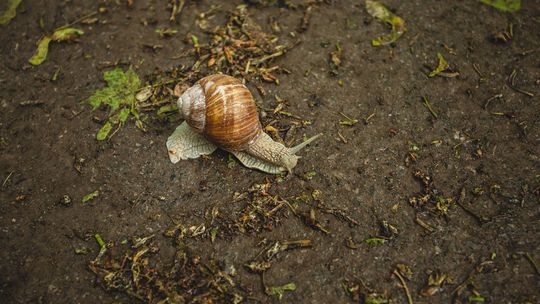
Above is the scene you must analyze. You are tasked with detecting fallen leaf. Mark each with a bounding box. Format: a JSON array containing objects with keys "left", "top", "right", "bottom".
[
  {"left": 28, "top": 36, "right": 52, "bottom": 65},
  {"left": 28, "top": 28, "right": 83, "bottom": 65},
  {"left": 0, "top": 0, "right": 22, "bottom": 25},
  {"left": 96, "top": 121, "right": 112, "bottom": 141},
  {"left": 479, "top": 0, "right": 521, "bottom": 12},
  {"left": 82, "top": 190, "right": 99, "bottom": 203},
  {"left": 366, "top": 0, "right": 406, "bottom": 46},
  {"left": 52, "top": 27, "right": 84, "bottom": 41},
  {"left": 429, "top": 53, "right": 449, "bottom": 77}
]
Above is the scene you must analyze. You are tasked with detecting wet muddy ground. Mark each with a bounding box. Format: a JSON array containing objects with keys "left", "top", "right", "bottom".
[{"left": 1, "top": 0, "right": 539, "bottom": 303}]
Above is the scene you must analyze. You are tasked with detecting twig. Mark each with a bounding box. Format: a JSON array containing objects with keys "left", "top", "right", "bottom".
[
  {"left": 393, "top": 269, "right": 413, "bottom": 304},
  {"left": 472, "top": 63, "right": 485, "bottom": 79},
  {"left": 169, "top": 0, "right": 186, "bottom": 21},
  {"left": 57, "top": 11, "right": 99, "bottom": 30},
  {"left": 483, "top": 94, "right": 503, "bottom": 110},
  {"left": 507, "top": 69, "right": 534, "bottom": 97},
  {"left": 422, "top": 96, "right": 438, "bottom": 119},
  {"left": 524, "top": 253, "right": 540, "bottom": 277},
  {"left": 2, "top": 171, "right": 13, "bottom": 188}
]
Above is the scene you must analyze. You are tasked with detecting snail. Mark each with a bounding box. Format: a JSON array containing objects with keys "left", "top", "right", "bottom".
[{"left": 166, "top": 74, "right": 321, "bottom": 174}]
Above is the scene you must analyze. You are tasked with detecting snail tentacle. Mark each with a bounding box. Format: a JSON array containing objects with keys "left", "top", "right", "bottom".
[{"left": 289, "top": 133, "right": 323, "bottom": 154}]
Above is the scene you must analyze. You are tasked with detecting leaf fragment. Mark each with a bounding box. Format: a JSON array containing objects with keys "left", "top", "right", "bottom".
[
  {"left": 82, "top": 190, "right": 99, "bottom": 203},
  {"left": 366, "top": 0, "right": 406, "bottom": 46},
  {"left": 266, "top": 282, "right": 296, "bottom": 300},
  {"left": 28, "top": 36, "right": 52, "bottom": 65},
  {"left": 155, "top": 28, "right": 178, "bottom": 37},
  {"left": 429, "top": 53, "right": 450, "bottom": 77},
  {"left": 88, "top": 67, "right": 142, "bottom": 140},
  {"left": 28, "top": 28, "right": 83, "bottom": 65},
  {"left": 479, "top": 0, "right": 521, "bottom": 12},
  {"left": 117, "top": 107, "right": 131, "bottom": 123},
  {"left": 96, "top": 121, "right": 112, "bottom": 141},
  {"left": 0, "top": 0, "right": 22, "bottom": 25},
  {"left": 94, "top": 233, "right": 106, "bottom": 248},
  {"left": 51, "top": 27, "right": 84, "bottom": 41},
  {"left": 364, "top": 237, "right": 386, "bottom": 244}
]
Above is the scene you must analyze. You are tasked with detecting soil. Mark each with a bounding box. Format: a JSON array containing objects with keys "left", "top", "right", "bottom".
[{"left": 1, "top": 0, "right": 539, "bottom": 303}]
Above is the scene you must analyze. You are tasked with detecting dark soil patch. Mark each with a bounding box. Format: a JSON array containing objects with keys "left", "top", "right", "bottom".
[{"left": 1, "top": 0, "right": 539, "bottom": 303}]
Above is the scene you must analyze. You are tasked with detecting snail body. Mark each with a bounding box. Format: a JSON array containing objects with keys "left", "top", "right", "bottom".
[{"left": 166, "top": 74, "right": 320, "bottom": 174}]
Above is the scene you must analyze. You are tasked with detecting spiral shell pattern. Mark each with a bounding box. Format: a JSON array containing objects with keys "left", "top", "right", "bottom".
[{"left": 178, "top": 74, "right": 261, "bottom": 151}]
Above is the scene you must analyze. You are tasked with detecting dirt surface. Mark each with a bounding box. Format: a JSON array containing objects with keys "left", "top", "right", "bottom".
[{"left": 1, "top": 0, "right": 540, "bottom": 303}]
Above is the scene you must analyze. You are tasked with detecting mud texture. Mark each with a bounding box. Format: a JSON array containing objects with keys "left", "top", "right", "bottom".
[{"left": 1, "top": 0, "right": 539, "bottom": 303}]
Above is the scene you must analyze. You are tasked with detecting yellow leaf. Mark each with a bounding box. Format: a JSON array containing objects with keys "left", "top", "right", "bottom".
[
  {"left": 0, "top": 0, "right": 22, "bottom": 25},
  {"left": 28, "top": 36, "right": 52, "bottom": 65},
  {"left": 366, "top": 0, "right": 406, "bottom": 46},
  {"left": 52, "top": 27, "right": 84, "bottom": 41}
]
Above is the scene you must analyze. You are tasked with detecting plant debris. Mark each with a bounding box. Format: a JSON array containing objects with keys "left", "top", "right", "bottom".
[
  {"left": 88, "top": 67, "right": 143, "bottom": 140},
  {"left": 28, "top": 28, "right": 84, "bottom": 65},
  {"left": 82, "top": 190, "right": 99, "bottom": 204},
  {"left": 155, "top": 27, "right": 178, "bottom": 38},
  {"left": 507, "top": 69, "right": 534, "bottom": 97},
  {"left": 0, "top": 0, "right": 22, "bottom": 25},
  {"left": 428, "top": 53, "right": 459, "bottom": 78},
  {"left": 89, "top": 236, "right": 246, "bottom": 303},
  {"left": 409, "top": 170, "right": 455, "bottom": 217},
  {"left": 420, "top": 270, "right": 448, "bottom": 297},
  {"left": 189, "top": 5, "right": 296, "bottom": 83},
  {"left": 421, "top": 96, "right": 438, "bottom": 119},
  {"left": 491, "top": 22, "right": 513, "bottom": 43},
  {"left": 343, "top": 279, "right": 389, "bottom": 304},
  {"left": 265, "top": 282, "right": 296, "bottom": 300},
  {"left": 366, "top": 0, "right": 406, "bottom": 46}
]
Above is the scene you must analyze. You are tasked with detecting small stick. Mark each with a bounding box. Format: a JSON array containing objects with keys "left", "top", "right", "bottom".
[
  {"left": 2, "top": 171, "right": 13, "bottom": 188},
  {"left": 57, "top": 11, "right": 99, "bottom": 30},
  {"left": 422, "top": 96, "right": 438, "bottom": 119},
  {"left": 393, "top": 269, "right": 414, "bottom": 304},
  {"left": 507, "top": 69, "right": 534, "bottom": 97},
  {"left": 524, "top": 253, "right": 540, "bottom": 277},
  {"left": 483, "top": 94, "right": 503, "bottom": 110},
  {"left": 472, "top": 63, "right": 485, "bottom": 79}
]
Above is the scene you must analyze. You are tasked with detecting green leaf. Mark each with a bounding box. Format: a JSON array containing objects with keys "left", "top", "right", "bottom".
[
  {"left": 82, "top": 190, "right": 99, "bottom": 203},
  {"left": 27, "top": 27, "right": 84, "bottom": 65},
  {"left": 468, "top": 295, "right": 486, "bottom": 302},
  {"left": 191, "top": 34, "right": 199, "bottom": 47},
  {"left": 364, "top": 237, "right": 386, "bottom": 244},
  {"left": 366, "top": 0, "right": 406, "bottom": 46},
  {"left": 479, "top": 0, "right": 521, "bottom": 12},
  {"left": 266, "top": 282, "right": 296, "bottom": 300},
  {"left": 96, "top": 121, "right": 113, "bottom": 141},
  {"left": 51, "top": 27, "right": 84, "bottom": 41},
  {"left": 118, "top": 107, "right": 131, "bottom": 123},
  {"left": 88, "top": 67, "right": 141, "bottom": 111},
  {"left": 94, "top": 233, "right": 106, "bottom": 248},
  {"left": 0, "top": 0, "right": 22, "bottom": 25},
  {"left": 88, "top": 87, "right": 113, "bottom": 109},
  {"left": 429, "top": 53, "right": 450, "bottom": 77},
  {"left": 87, "top": 67, "right": 143, "bottom": 138},
  {"left": 28, "top": 36, "right": 52, "bottom": 65}
]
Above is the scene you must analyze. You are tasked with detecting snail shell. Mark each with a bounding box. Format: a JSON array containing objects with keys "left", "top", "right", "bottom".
[
  {"left": 179, "top": 74, "right": 260, "bottom": 151},
  {"left": 167, "top": 74, "right": 320, "bottom": 174}
]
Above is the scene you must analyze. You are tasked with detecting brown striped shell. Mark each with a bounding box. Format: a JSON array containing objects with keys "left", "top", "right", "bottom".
[{"left": 177, "top": 74, "right": 261, "bottom": 151}]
